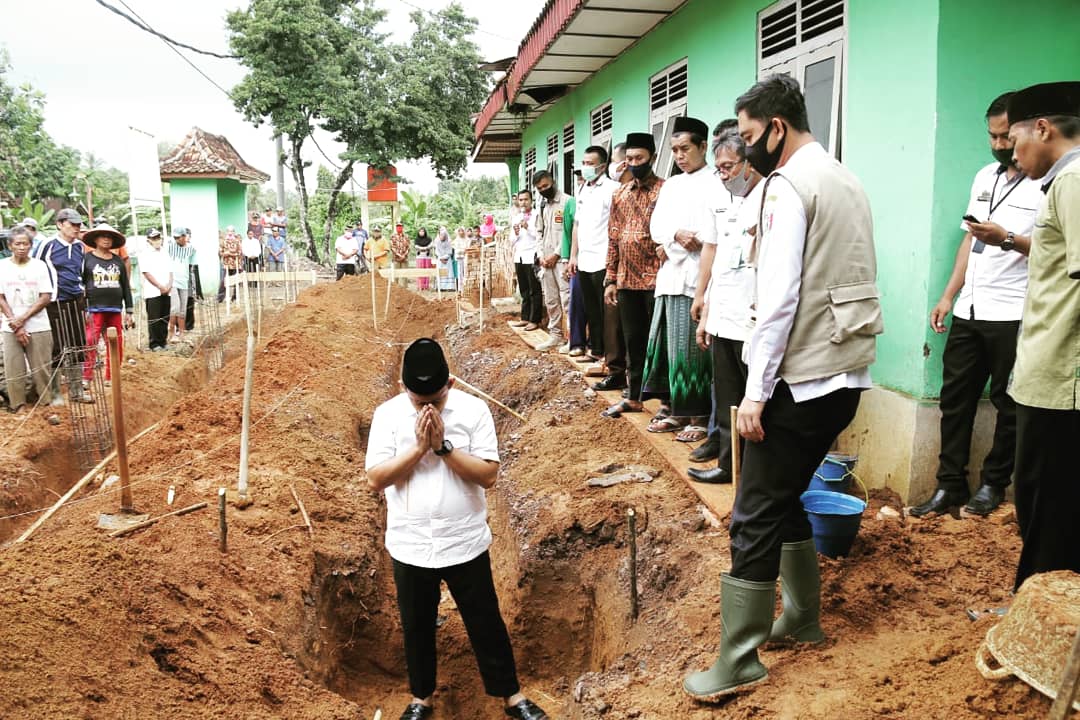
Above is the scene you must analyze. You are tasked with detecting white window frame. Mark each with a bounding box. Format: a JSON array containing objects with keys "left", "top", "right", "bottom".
[
  {"left": 546, "top": 132, "right": 560, "bottom": 185},
  {"left": 562, "top": 123, "right": 576, "bottom": 195},
  {"left": 590, "top": 102, "right": 613, "bottom": 159},
  {"left": 524, "top": 147, "right": 537, "bottom": 194},
  {"left": 649, "top": 59, "right": 688, "bottom": 179},
  {"left": 757, "top": 0, "right": 846, "bottom": 157}
]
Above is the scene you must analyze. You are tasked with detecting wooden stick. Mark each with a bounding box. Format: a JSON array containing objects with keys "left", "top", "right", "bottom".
[
  {"left": 627, "top": 507, "right": 639, "bottom": 621},
  {"left": 1049, "top": 628, "right": 1080, "bottom": 719},
  {"left": 450, "top": 374, "right": 526, "bottom": 422},
  {"left": 289, "top": 484, "right": 313, "bottom": 537},
  {"left": 218, "top": 487, "right": 227, "bottom": 553},
  {"left": 14, "top": 421, "right": 161, "bottom": 545},
  {"left": 108, "top": 501, "right": 208, "bottom": 538},
  {"left": 106, "top": 328, "right": 133, "bottom": 511},
  {"left": 237, "top": 334, "right": 256, "bottom": 505},
  {"left": 385, "top": 261, "right": 394, "bottom": 317},
  {"left": 370, "top": 261, "right": 378, "bottom": 330},
  {"left": 730, "top": 405, "right": 741, "bottom": 492}
]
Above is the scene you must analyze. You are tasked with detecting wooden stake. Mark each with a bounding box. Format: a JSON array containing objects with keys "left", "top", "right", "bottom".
[
  {"left": 450, "top": 375, "right": 526, "bottom": 422},
  {"left": 108, "top": 501, "right": 208, "bottom": 538},
  {"left": 218, "top": 487, "right": 227, "bottom": 553},
  {"left": 236, "top": 334, "right": 256, "bottom": 507},
  {"left": 289, "top": 484, "right": 313, "bottom": 537},
  {"left": 385, "top": 262, "right": 393, "bottom": 317},
  {"left": 627, "top": 507, "right": 639, "bottom": 621},
  {"left": 13, "top": 421, "right": 160, "bottom": 545},
  {"left": 730, "top": 405, "right": 741, "bottom": 492},
  {"left": 1049, "top": 628, "right": 1080, "bottom": 719},
  {"left": 370, "top": 261, "right": 378, "bottom": 330},
  {"left": 106, "top": 327, "right": 133, "bottom": 511}
]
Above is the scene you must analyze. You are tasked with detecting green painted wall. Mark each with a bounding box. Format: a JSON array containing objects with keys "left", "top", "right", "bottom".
[
  {"left": 513, "top": 0, "right": 1080, "bottom": 399},
  {"left": 217, "top": 179, "right": 248, "bottom": 233}
]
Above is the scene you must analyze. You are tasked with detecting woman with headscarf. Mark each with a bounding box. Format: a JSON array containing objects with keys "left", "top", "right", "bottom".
[
  {"left": 414, "top": 227, "right": 433, "bottom": 290},
  {"left": 434, "top": 227, "right": 456, "bottom": 291},
  {"left": 478, "top": 215, "right": 498, "bottom": 246},
  {"left": 452, "top": 227, "right": 471, "bottom": 291}
]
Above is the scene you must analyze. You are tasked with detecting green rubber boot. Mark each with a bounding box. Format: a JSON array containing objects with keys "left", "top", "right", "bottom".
[
  {"left": 767, "top": 539, "right": 825, "bottom": 644},
  {"left": 683, "top": 574, "right": 775, "bottom": 700}
]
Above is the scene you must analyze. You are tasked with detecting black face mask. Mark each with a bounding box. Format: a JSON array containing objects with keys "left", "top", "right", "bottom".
[
  {"left": 992, "top": 147, "right": 1015, "bottom": 167},
  {"left": 538, "top": 186, "right": 556, "bottom": 201},
  {"left": 746, "top": 121, "right": 785, "bottom": 177},
  {"left": 629, "top": 162, "right": 652, "bottom": 180}
]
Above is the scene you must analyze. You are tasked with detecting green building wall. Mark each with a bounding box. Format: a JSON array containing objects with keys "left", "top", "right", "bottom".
[
  {"left": 217, "top": 179, "right": 248, "bottom": 234},
  {"left": 516, "top": 0, "right": 1080, "bottom": 401}
]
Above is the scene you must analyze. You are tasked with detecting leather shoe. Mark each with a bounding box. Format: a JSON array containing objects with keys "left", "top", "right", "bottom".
[
  {"left": 689, "top": 438, "right": 722, "bottom": 462},
  {"left": 964, "top": 484, "right": 1005, "bottom": 516},
  {"left": 908, "top": 488, "right": 969, "bottom": 517},
  {"left": 399, "top": 703, "right": 433, "bottom": 720},
  {"left": 592, "top": 375, "right": 627, "bottom": 391},
  {"left": 505, "top": 698, "right": 548, "bottom": 719},
  {"left": 687, "top": 466, "right": 731, "bottom": 484}
]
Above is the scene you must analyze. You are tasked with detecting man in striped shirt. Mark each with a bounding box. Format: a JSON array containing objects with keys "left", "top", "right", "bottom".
[{"left": 167, "top": 227, "right": 197, "bottom": 343}]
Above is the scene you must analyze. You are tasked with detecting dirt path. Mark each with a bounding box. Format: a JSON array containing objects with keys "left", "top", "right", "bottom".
[{"left": 0, "top": 276, "right": 1059, "bottom": 719}]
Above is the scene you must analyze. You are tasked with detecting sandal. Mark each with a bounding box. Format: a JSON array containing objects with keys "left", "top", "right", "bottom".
[
  {"left": 675, "top": 425, "right": 708, "bottom": 443},
  {"left": 647, "top": 415, "right": 684, "bottom": 433},
  {"left": 601, "top": 400, "right": 641, "bottom": 418},
  {"left": 650, "top": 406, "right": 672, "bottom": 423}
]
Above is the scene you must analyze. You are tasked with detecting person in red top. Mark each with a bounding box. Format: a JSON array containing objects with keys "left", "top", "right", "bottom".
[{"left": 601, "top": 132, "right": 665, "bottom": 418}]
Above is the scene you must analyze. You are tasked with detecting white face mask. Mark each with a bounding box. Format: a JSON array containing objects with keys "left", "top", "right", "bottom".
[
  {"left": 580, "top": 164, "right": 601, "bottom": 182},
  {"left": 607, "top": 160, "right": 627, "bottom": 180}
]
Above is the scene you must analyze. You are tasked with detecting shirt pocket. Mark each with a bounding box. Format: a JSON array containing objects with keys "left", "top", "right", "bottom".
[{"left": 827, "top": 280, "right": 884, "bottom": 344}]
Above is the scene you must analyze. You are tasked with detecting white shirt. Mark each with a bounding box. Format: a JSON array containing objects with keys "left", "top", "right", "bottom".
[
  {"left": 138, "top": 247, "right": 171, "bottom": 299},
  {"left": 574, "top": 175, "right": 620, "bottom": 273},
  {"left": 650, "top": 165, "right": 725, "bottom": 297},
  {"left": 0, "top": 257, "right": 54, "bottom": 333},
  {"left": 746, "top": 142, "right": 872, "bottom": 403},
  {"left": 953, "top": 162, "right": 1042, "bottom": 321},
  {"left": 335, "top": 234, "right": 359, "bottom": 265},
  {"left": 365, "top": 389, "right": 500, "bottom": 569},
  {"left": 241, "top": 236, "right": 262, "bottom": 259},
  {"left": 512, "top": 209, "right": 539, "bottom": 264},
  {"left": 705, "top": 180, "right": 763, "bottom": 342}
]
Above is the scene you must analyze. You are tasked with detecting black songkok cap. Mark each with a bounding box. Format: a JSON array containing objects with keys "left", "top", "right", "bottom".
[
  {"left": 402, "top": 338, "right": 450, "bottom": 396},
  {"left": 624, "top": 132, "right": 656, "bottom": 154},
  {"left": 673, "top": 116, "right": 709, "bottom": 139},
  {"left": 1007, "top": 81, "right": 1080, "bottom": 126}
]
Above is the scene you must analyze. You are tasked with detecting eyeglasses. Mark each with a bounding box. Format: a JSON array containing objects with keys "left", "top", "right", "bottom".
[{"left": 714, "top": 159, "right": 746, "bottom": 176}]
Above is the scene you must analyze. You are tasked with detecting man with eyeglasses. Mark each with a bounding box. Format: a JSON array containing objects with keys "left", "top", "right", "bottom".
[{"left": 34, "top": 208, "right": 92, "bottom": 403}]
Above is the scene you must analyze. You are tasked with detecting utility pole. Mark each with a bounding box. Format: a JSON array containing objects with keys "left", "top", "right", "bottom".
[{"left": 274, "top": 133, "right": 286, "bottom": 210}]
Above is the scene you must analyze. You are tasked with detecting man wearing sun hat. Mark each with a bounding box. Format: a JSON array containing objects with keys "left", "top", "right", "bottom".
[
  {"left": 365, "top": 338, "right": 549, "bottom": 720},
  {"left": 1005, "top": 81, "right": 1080, "bottom": 591}
]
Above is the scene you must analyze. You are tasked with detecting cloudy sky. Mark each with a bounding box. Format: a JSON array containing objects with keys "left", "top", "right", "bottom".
[{"left": 1, "top": 0, "right": 545, "bottom": 195}]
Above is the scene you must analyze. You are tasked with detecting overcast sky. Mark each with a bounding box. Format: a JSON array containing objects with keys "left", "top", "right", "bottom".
[{"left": 0, "top": 0, "right": 544, "bottom": 196}]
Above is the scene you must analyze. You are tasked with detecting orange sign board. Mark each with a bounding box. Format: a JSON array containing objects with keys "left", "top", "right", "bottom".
[{"left": 367, "top": 165, "right": 398, "bottom": 203}]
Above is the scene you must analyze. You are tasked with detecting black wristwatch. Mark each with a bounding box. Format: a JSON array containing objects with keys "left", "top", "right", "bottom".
[
  {"left": 434, "top": 439, "right": 453, "bottom": 456},
  {"left": 1001, "top": 231, "right": 1016, "bottom": 252}
]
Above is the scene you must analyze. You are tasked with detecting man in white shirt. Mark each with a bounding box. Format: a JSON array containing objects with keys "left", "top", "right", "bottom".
[
  {"left": 684, "top": 75, "right": 883, "bottom": 700},
  {"left": 642, "top": 116, "right": 718, "bottom": 434},
  {"left": 334, "top": 230, "right": 359, "bottom": 280},
  {"left": 139, "top": 229, "right": 172, "bottom": 352},
  {"left": 911, "top": 92, "right": 1043, "bottom": 518},
  {"left": 688, "top": 124, "right": 764, "bottom": 483},
  {"left": 570, "top": 144, "right": 626, "bottom": 390},
  {"left": 509, "top": 190, "right": 542, "bottom": 331},
  {"left": 365, "top": 339, "right": 548, "bottom": 720},
  {"left": 0, "top": 224, "right": 54, "bottom": 410}
]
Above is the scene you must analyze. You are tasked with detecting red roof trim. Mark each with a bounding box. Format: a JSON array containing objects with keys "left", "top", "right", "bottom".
[
  {"left": 507, "top": 0, "right": 587, "bottom": 101},
  {"left": 474, "top": 81, "right": 508, "bottom": 140}
]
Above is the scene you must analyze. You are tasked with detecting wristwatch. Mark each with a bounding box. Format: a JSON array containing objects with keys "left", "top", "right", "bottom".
[
  {"left": 1001, "top": 231, "right": 1016, "bottom": 252},
  {"left": 434, "top": 439, "right": 453, "bottom": 456}
]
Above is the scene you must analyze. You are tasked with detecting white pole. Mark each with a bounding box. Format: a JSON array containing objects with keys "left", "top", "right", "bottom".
[
  {"left": 130, "top": 202, "right": 139, "bottom": 235},
  {"left": 479, "top": 243, "right": 485, "bottom": 334},
  {"left": 237, "top": 334, "right": 255, "bottom": 507}
]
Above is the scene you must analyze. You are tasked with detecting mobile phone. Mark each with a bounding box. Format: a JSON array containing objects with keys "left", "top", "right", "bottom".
[{"left": 962, "top": 214, "right": 981, "bottom": 224}]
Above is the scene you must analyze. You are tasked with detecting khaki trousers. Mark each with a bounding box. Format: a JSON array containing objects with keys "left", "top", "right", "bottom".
[
  {"left": 540, "top": 260, "right": 570, "bottom": 340},
  {"left": 3, "top": 330, "right": 53, "bottom": 408}
]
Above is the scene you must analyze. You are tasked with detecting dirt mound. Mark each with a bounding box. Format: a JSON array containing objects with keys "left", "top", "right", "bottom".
[{"left": 0, "top": 276, "right": 1058, "bottom": 719}]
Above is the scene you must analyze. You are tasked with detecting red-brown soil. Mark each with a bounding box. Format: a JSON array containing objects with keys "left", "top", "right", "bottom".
[{"left": 0, "top": 275, "right": 1063, "bottom": 719}]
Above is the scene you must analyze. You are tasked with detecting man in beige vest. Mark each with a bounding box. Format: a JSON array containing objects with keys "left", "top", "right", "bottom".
[{"left": 684, "top": 75, "right": 883, "bottom": 700}]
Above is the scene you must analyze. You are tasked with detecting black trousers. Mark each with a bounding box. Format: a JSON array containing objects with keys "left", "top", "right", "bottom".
[
  {"left": 578, "top": 270, "right": 607, "bottom": 358},
  {"left": 1013, "top": 404, "right": 1080, "bottom": 591},
  {"left": 710, "top": 336, "right": 748, "bottom": 472},
  {"left": 393, "top": 551, "right": 520, "bottom": 700},
  {"left": 617, "top": 288, "right": 654, "bottom": 400},
  {"left": 218, "top": 268, "right": 239, "bottom": 301},
  {"left": 514, "top": 262, "right": 543, "bottom": 324},
  {"left": 336, "top": 263, "right": 356, "bottom": 280},
  {"left": 729, "top": 383, "right": 862, "bottom": 581},
  {"left": 46, "top": 297, "right": 87, "bottom": 365},
  {"left": 145, "top": 296, "right": 170, "bottom": 349},
  {"left": 936, "top": 317, "right": 1019, "bottom": 493}
]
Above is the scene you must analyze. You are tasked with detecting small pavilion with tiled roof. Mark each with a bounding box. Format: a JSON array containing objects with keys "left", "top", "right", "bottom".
[{"left": 160, "top": 127, "right": 270, "bottom": 292}]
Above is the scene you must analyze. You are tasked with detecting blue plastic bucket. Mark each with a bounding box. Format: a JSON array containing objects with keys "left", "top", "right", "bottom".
[
  {"left": 807, "top": 453, "right": 858, "bottom": 494},
  {"left": 801, "top": 490, "right": 866, "bottom": 558}
]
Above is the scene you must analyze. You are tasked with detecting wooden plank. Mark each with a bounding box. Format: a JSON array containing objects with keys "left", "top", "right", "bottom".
[
  {"left": 376, "top": 268, "right": 439, "bottom": 279},
  {"left": 506, "top": 320, "right": 554, "bottom": 350}
]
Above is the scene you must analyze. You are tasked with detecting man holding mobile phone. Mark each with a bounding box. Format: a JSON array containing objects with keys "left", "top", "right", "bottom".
[{"left": 912, "top": 92, "right": 1044, "bottom": 518}]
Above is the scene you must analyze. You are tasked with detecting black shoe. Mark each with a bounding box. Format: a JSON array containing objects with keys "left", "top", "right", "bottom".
[
  {"left": 399, "top": 703, "right": 433, "bottom": 720},
  {"left": 505, "top": 698, "right": 548, "bottom": 720},
  {"left": 689, "top": 438, "right": 722, "bottom": 462},
  {"left": 964, "top": 485, "right": 1005, "bottom": 516},
  {"left": 908, "top": 488, "right": 969, "bottom": 517},
  {"left": 687, "top": 466, "right": 732, "bottom": 484},
  {"left": 592, "top": 375, "right": 627, "bottom": 391}
]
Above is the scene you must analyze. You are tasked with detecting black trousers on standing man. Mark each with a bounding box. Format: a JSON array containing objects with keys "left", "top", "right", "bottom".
[
  {"left": 710, "top": 336, "right": 748, "bottom": 473},
  {"left": 145, "top": 296, "right": 170, "bottom": 350},
  {"left": 617, "top": 288, "right": 654, "bottom": 401},
  {"left": 515, "top": 262, "right": 543, "bottom": 325},
  {"left": 936, "top": 317, "right": 1020, "bottom": 495},
  {"left": 580, "top": 270, "right": 626, "bottom": 377},
  {"left": 393, "top": 551, "right": 521, "bottom": 700}
]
